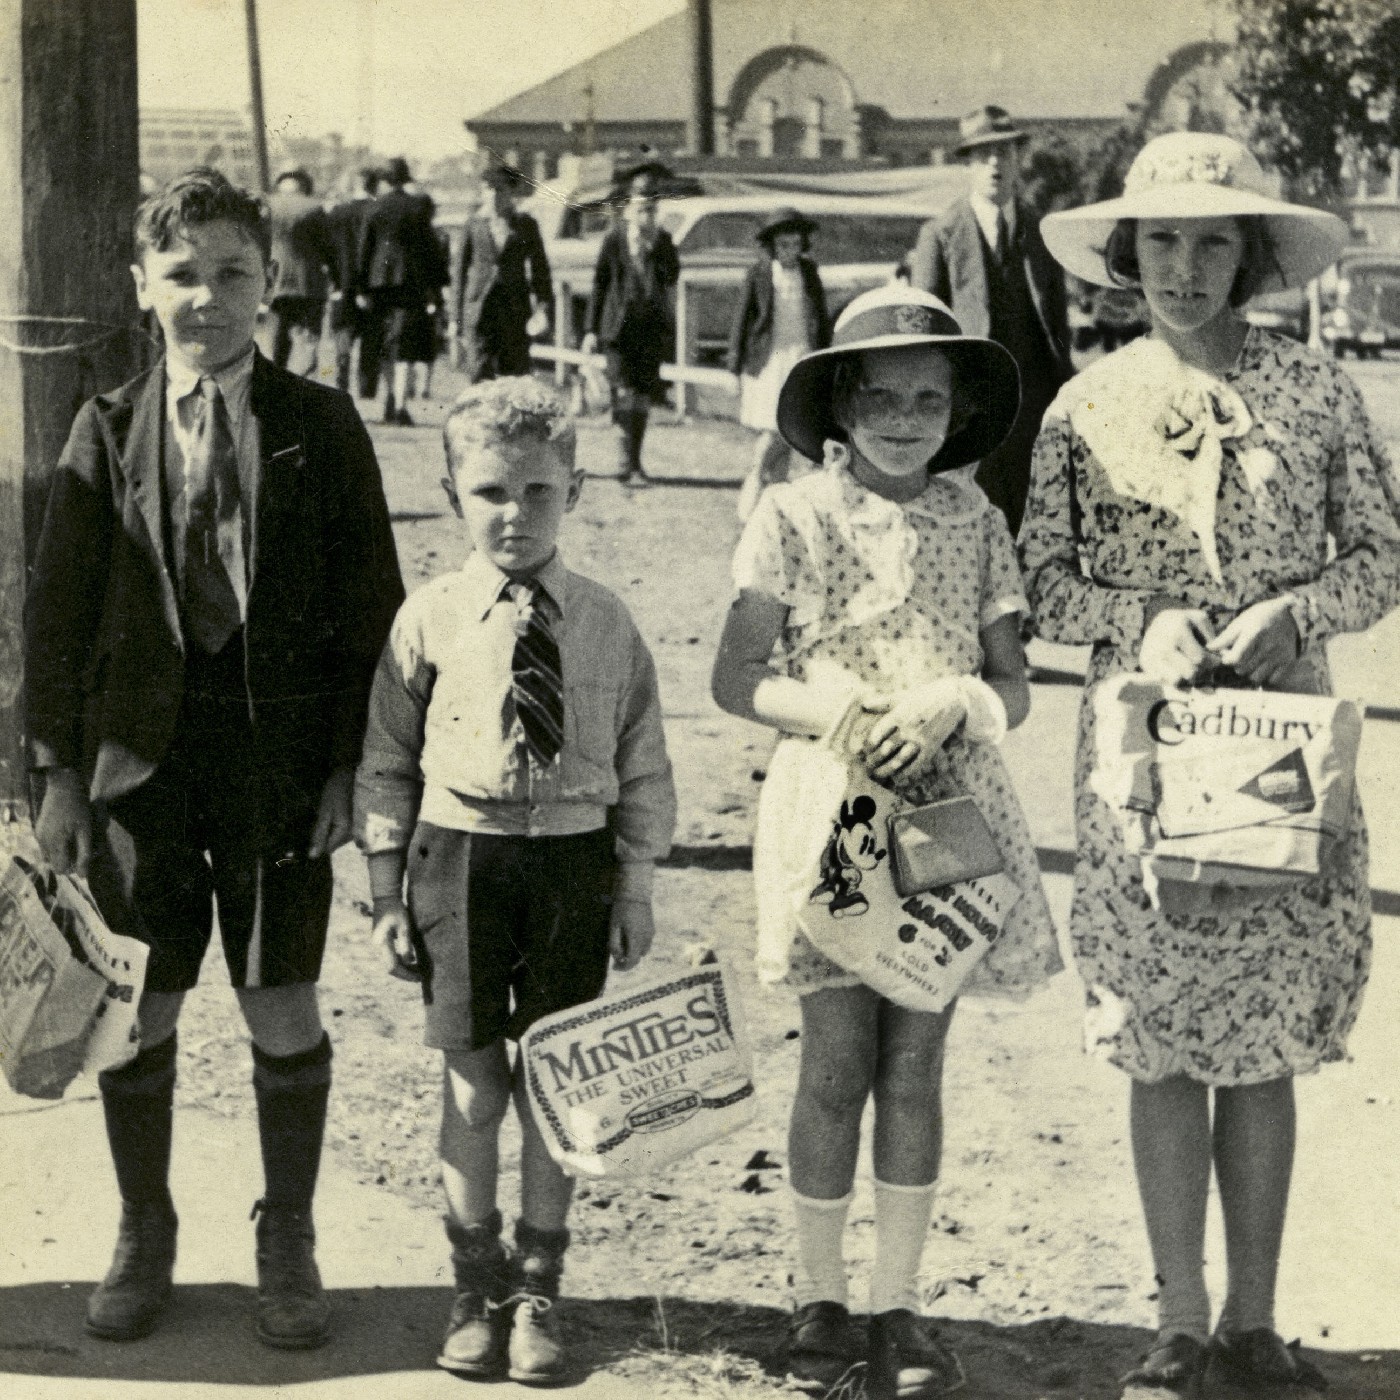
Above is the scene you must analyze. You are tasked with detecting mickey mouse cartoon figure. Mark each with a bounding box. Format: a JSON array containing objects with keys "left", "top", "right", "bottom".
[{"left": 810, "top": 795, "right": 887, "bottom": 918}]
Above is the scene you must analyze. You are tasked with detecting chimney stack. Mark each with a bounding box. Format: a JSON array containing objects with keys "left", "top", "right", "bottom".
[{"left": 688, "top": 0, "right": 715, "bottom": 156}]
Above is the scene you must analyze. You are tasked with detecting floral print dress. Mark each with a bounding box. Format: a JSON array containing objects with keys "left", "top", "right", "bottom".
[
  {"left": 734, "top": 460, "right": 1062, "bottom": 998},
  {"left": 1019, "top": 328, "right": 1400, "bottom": 1085}
]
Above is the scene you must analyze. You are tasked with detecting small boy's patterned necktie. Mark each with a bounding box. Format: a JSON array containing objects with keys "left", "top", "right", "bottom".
[
  {"left": 183, "top": 377, "right": 244, "bottom": 653},
  {"left": 509, "top": 580, "right": 564, "bottom": 765}
]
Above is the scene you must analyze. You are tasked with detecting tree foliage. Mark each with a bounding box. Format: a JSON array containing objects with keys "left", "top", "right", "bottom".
[{"left": 1231, "top": 0, "right": 1400, "bottom": 200}]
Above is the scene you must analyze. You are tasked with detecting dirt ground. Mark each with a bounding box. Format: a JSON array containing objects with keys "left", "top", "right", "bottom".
[{"left": 168, "top": 367, "right": 1400, "bottom": 1400}]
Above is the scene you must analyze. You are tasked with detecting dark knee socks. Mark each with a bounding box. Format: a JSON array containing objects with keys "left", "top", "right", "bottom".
[
  {"left": 627, "top": 409, "right": 648, "bottom": 472},
  {"left": 98, "top": 1035, "right": 178, "bottom": 1210},
  {"left": 252, "top": 1033, "right": 332, "bottom": 1213}
]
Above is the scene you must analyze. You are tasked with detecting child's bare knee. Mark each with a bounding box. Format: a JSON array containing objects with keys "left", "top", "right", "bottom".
[
  {"left": 442, "top": 1048, "right": 512, "bottom": 1130},
  {"left": 801, "top": 1057, "right": 874, "bottom": 1118}
]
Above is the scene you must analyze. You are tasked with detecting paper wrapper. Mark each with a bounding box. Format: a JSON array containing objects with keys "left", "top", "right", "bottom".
[{"left": 521, "top": 961, "right": 756, "bottom": 1178}]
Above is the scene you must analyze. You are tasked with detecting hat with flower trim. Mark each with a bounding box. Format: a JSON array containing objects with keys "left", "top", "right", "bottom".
[{"left": 1041, "top": 131, "right": 1347, "bottom": 290}]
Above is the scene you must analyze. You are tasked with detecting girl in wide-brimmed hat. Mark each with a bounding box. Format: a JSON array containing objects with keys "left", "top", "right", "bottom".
[
  {"left": 1021, "top": 131, "right": 1399, "bottom": 1399},
  {"left": 728, "top": 208, "right": 832, "bottom": 520},
  {"left": 712, "top": 283, "right": 1061, "bottom": 1399}
]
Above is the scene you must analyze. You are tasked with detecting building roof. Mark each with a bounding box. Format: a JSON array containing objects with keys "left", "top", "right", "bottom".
[{"left": 469, "top": 0, "right": 1223, "bottom": 128}]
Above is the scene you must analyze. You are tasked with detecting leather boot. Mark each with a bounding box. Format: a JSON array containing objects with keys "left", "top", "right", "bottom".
[
  {"left": 86, "top": 1199, "right": 179, "bottom": 1340},
  {"left": 88, "top": 1036, "right": 178, "bottom": 1340},
  {"left": 437, "top": 1209, "right": 511, "bottom": 1377},
  {"left": 505, "top": 1221, "right": 570, "bottom": 1385},
  {"left": 252, "top": 1200, "right": 330, "bottom": 1349}
]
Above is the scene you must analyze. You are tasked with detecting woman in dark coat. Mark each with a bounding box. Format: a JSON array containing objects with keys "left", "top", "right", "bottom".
[
  {"left": 727, "top": 208, "right": 831, "bottom": 519},
  {"left": 582, "top": 169, "right": 681, "bottom": 484},
  {"left": 456, "top": 164, "right": 553, "bottom": 383}
]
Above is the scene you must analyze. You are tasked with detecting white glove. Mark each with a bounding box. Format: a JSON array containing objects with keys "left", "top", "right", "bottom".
[
  {"left": 1139, "top": 607, "right": 1210, "bottom": 687},
  {"left": 954, "top": 675, "right": 1008, "bottom": 745}
]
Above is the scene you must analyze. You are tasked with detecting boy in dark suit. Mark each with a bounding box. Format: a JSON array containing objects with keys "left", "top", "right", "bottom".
[
  {"left": 25, "top": 168, "right": 404, "bottom": 1351},
  {"left": 357, "top": 156, "right": 447, "bottom": 425}
]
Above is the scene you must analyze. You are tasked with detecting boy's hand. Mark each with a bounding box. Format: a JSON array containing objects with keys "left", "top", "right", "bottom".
[
  {"left": 35, "top": 768, "right": 92, "bottom": 876},
  {"left": 372, "top": 900, "right": 422, "bottom": 982},
  {"left": 609, "top": 897, "right": 655, "bottom": 971},
  {"left": 308, "top": 767, "right": 354, "bottom": 859}
]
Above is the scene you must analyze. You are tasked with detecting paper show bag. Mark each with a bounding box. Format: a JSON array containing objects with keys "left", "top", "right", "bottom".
[
  {"left": 0, "top": 855, "right": 147, "bottom": 1099},
  {"left": 521, "top": 959, "right": 756, "bottom": 1178},
  {"left": 1091, "top": 675, "right": 1362, "bottom": 905},
  {"left": 796, "top": 754, "right": 1021, "bottom": 1014}
]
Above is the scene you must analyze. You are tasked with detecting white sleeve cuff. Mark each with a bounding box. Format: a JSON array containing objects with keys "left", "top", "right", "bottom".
[{"left": 957, "top": 675, "right": 1008, "bottom": 745}]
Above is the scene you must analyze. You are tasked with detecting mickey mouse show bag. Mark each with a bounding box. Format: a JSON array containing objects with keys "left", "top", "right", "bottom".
[
  {"left": 521, "top": 959, "right": 756, "bottom": 1178},
  {"left": 1091, "top": 675, "right": 1362, "bottom": 910},
  {"left": 753, "top": 699, "right": 1019, "bottom": 1013}
]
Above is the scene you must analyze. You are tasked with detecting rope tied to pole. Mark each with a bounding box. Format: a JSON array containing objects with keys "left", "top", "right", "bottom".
[{"left": 0, "top": 314, "right": 155, "bottom": 358}]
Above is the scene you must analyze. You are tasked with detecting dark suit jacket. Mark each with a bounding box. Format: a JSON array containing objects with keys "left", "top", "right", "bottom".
[
  {"left": 908, "top": 197, "right": 1073, "bottom": 381},
  {"left": 726, "top": 256, "right": 831, "bottom": 376},
  {"left": 359, "top": 188, "right": 447, "bottom": 299},
  {"left": 587, "top": 228, "right": 680, "bottom": 347},
  {"left": 325, "top": 195, "right": 374, "bottom": 327},
  {"left": 267, "top": 191, "right": 334, "bottom": 302},
  {"left": 455, "top": 211, "right": 552, "bottom": 336},
  {"left": 25, "top": 353, "right": 405, "bottom": 814}
]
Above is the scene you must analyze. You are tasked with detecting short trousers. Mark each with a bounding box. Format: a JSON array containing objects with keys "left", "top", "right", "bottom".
[
  {"left": 405, "top": 822, "right": 616, "bottom": 1051},
  {"left": 85, "top": 633, "right": 333, "bottom": 994}
]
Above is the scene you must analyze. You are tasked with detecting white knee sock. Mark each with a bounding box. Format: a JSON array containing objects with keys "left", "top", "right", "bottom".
[
  {"left": 870, "top": 1179, "right": 938, "bottom": 1315},
  {"left": 791, "top": 1187, "right": 853, "bottom": 1308}
]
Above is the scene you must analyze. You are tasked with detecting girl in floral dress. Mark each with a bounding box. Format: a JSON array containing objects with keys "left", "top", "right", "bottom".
[
  {"left": 712, "top": 285, "right": 1061, "bottom": 1399},
  {"left": 1021, "top": 132, "right": 1400, "bottom": 1398}
]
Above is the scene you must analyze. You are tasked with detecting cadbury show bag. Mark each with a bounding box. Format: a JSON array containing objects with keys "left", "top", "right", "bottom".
[{"left": 1091, "top": 675, "right": 1361, "bottom": 910}]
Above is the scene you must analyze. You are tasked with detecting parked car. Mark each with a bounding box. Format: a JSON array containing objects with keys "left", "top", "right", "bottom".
[
  {"left": 1243, "top": 285, "right": 1308, "bottom": 340},
  {"left": 1067, "top": 278, "right": 1148, "bottom": 354},
  {"left": 518, "top": 192, "right": 932, "bottom": 366},
  {"left": 1318, "top": 250, "right": 1400, "bottom": 358}
]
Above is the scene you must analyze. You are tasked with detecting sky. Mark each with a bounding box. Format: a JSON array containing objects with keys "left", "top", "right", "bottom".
[{"left": 137, "top": 0, "right": 685, "bottom": 159}]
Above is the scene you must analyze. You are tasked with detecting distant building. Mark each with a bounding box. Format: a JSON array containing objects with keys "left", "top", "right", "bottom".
[
  {"left": 466, "top": 0, "right": 1226, "bottom": 179},
  {"left": 140, "top": 108, "right": 257, "bottom": 190}
]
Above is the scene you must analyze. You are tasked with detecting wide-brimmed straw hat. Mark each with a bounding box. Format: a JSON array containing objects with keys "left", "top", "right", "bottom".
[
  {"left": 757, "top": 207, "right": 819, "bottom": 245},
  {"left": 952, "top": 105, "right": 1029, "bottom": 159},
  {"left": 1041, "top": 131, "right": 1348, "bottom": 290},
  {"left": 776, "top": 284, "right": 1021, "bottom": 468}
]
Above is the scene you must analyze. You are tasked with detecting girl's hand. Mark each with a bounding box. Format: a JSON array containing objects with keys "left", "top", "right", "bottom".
[
  {"left": 861, "top": 680, "right": 966, "bottom": 781},
  {"left": 1206, "top": 597, "right": 1301, "bottom": 687},
  {"left": 372, "top": 900, "right": 422, "bottom": 982},
  {"left": 1138, "top": 606, "right": 1211, "bottom": 686}
]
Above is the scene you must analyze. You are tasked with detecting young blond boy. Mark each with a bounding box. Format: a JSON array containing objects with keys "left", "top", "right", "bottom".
[{"left": 355, "top": 377, "right": 675, "bottom": 1382}]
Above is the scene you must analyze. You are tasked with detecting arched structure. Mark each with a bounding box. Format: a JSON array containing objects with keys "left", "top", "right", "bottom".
[{"left": 723, "top": 46, "right": 862, "bottom": 159}]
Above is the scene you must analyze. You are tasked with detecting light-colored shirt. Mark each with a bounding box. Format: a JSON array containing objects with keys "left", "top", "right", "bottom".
[
  {"left": 164, "top": 347, "right": 257, "bottom": 618},
  {"left": 354, "top": 549, "right": 676, "bottom": 899},
  {"left": 969, "top": 192, "right": 1015, "bottom": 256}
]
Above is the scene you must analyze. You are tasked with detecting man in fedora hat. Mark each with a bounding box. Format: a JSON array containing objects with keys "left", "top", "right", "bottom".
[
  {"left": 455, "top": 164, "right": 553, "bottom": 383},
  {"left": 909, "top": 105, "right": 1072, "bottom": 534}
]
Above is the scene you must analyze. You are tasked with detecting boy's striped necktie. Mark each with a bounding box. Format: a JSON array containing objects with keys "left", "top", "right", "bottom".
[{"left": 509, "top": 579, "right": 564, "bottom": 765}]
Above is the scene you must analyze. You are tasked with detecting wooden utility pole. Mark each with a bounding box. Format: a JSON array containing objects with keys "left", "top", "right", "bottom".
[
  {"left": 687, "top": 0, "right": 715, "bottom": 156},
  {"left": 0, "top": 0, "right": 142, "bottom": 823},
  {"left": 244, "top": 0, "right": 271, "bottom": 190}
]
